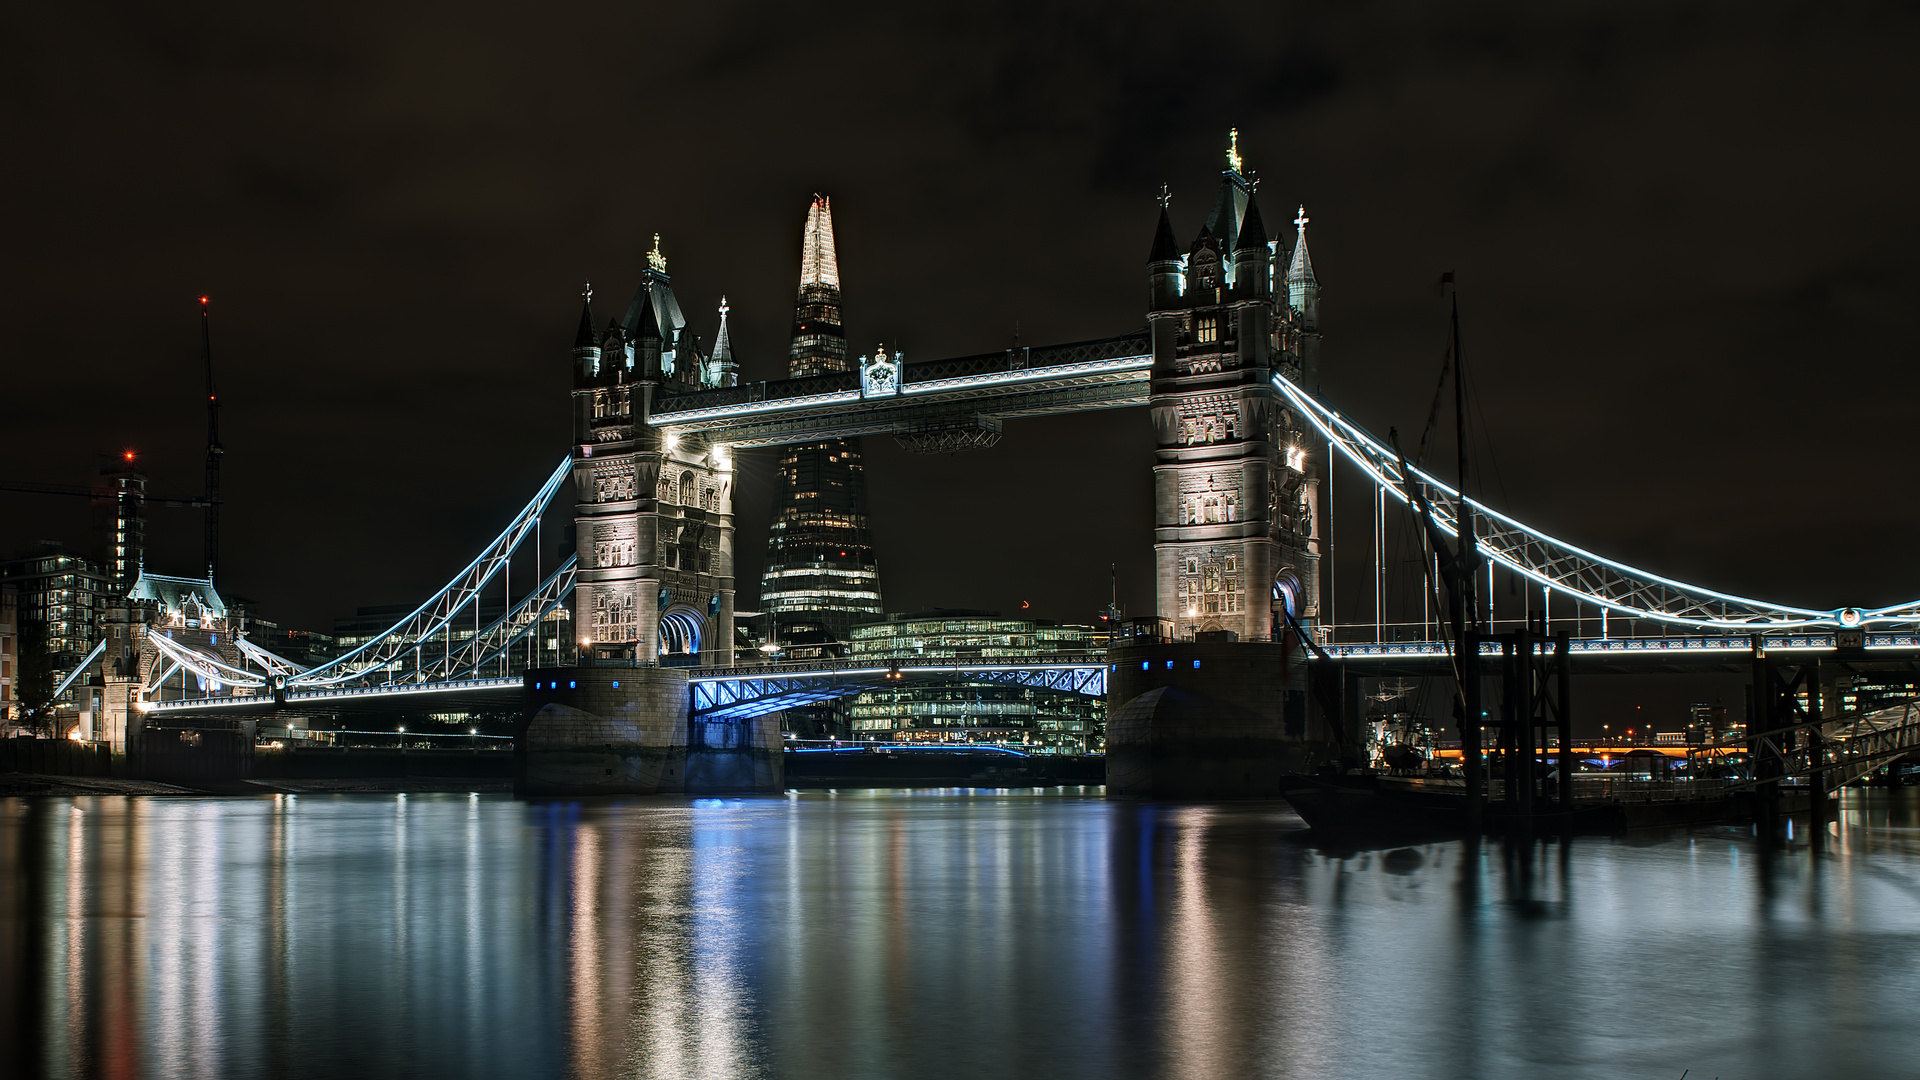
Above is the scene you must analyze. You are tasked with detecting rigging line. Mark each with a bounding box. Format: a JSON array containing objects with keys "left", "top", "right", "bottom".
[
  {"left": 1413, "top": 324, "right": 1455, "bottom": 470},
  {"left": 1459, "top": 347, "right": 1514, "bottom": 520}
]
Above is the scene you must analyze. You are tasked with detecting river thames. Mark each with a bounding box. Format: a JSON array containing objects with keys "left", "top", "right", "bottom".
[{"left": 3, "top": 789, "right": 1918, "bottom": 1079}]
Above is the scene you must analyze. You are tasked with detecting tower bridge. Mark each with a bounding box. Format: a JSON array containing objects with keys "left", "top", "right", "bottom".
[{"left": 51, "top": 134, "right": 1920, "bottom": 799}]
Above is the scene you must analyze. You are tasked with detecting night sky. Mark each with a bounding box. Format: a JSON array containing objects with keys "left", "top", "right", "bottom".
[{"left": 5, "top": 3, "right": 1917, "bottom": 726}]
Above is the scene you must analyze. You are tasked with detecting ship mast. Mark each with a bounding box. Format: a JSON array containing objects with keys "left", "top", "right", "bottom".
[{"left": 201, "top": 296, "right": 222, "bottom": 586}]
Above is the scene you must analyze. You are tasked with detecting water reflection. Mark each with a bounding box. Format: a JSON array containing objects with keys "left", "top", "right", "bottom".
[{"left": 4, "top": 789, "right": 1920, "bottom": 1078}]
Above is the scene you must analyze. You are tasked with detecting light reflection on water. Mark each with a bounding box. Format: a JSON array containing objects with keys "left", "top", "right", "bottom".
[{"left": 4, "top": 788, "right": 1920, "bottom": 1079}]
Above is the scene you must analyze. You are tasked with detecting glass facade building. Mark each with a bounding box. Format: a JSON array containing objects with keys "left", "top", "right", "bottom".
[
  {"left": 845, "top": 611, "right": 1105, "bottom": 754},
  {"left": 0, "top": 543, "right": 112, "bottom": 686},
  {"left": 761, "top": 196, "right": 884, "bottom": 646}
]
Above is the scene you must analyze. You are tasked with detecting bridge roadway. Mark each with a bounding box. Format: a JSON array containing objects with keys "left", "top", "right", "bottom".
[
  {"left": 136, "top": 632, "right": 1920, "bottom": 725},
  {"left": 139, "top": 655, "right": 1110, "bottom": 723},
  {"left": 1323, "top": 630, "right": 1920, "bottom": 676}
]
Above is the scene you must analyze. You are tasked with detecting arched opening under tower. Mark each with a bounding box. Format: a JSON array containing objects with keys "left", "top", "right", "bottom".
[
  {"left": 1273, "top": 570, "right": 1303, "bottom": 640},
  {"left": 659, "top": 606, "right": 705, "bottom": 667}
]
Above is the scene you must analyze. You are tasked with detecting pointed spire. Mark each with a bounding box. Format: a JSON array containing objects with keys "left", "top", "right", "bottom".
[
  {"left": 648, "top": 233, "right": 667, "bottom": 273},
  {"left": 712, "top": 296, "right": 733, "bottom": 364},
  {"left": 799, "top": 194, "right": 840, "bottom": 289},
  {"left": 710, "top": 296, "right": 737, "bottom": 388},
  {"left": 573, "top": 281, "right": 597, "bottom": 349},
  {"left": 1205, "top": 130, "right": 1250, "bottom": 252},
  {"left": 1149, "top": 190, "right": 1180, "bottom": 263},
  {"left": 635, "top": 292, "right": 662, "bottom": 343},
  {"left": 1287, "top": 204, "right": 1317, "bottom": 284},
  {"left": 1235, "top": 194, "right": 1268, "bottom": 251}
]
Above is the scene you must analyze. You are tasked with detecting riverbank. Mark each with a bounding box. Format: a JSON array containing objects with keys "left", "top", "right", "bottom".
[{"left": 0, "top": 771, "right": 514, "bottom": 796}]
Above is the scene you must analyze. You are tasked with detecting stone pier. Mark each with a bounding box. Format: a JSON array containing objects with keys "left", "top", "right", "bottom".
[
  {"left": 517, "top": 666, "right": 781, "bottom": 795},
  {"left": 1105, "top": 641, "right": 1329, "bottom": 798}
]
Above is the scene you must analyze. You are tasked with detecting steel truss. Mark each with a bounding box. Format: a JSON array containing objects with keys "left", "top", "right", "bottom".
[
  {"left": 147, "top": 630, "right": 265, "bottom": 693},
  {"left": 1273, "top": 374, "right": 1916, "bottom": 630},
  {"left": 291, "top": 457, "right": 571, "bottom": 687},
  {"left": 1817, "top": 702, "right": 1920, "bottom": 789},
  {"left": 415, "top": 554, "right": 577, "bottom": 682},
  {"left": 50, "top": 640, "right": 107, "bottom": 702},
  {"left": 689, "top": 660, "right": 1108, "bottom": 722},
  {"left": 237, "top": 637, "right": 302, "bottom": 677}
]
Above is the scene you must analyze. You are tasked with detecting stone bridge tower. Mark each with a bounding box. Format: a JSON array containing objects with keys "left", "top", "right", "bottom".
[
  {"left": 1108, "top": 133, "right": 1335, "bottom": 798},
  {"left": 570, "top": 238, "right": 737, "bottom": 667},
  {"left": 1147, "top": 133, "right": 1324, "bottom": 643}
]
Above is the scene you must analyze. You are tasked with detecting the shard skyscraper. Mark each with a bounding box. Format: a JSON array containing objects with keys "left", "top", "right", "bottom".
[{"left": 760, "top": 195, "right": 884, "bottom": 650}]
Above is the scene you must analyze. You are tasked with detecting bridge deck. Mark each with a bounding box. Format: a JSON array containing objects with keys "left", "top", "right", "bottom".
[
  {"left": 142, "top": 659, "right": 1110, "bottom": 721},
  {"left": 1324, "top": 633, "right": 1920, "bottom": 675},
  {"left": 648, "top": 333, "right": 1151, "bottom": 447}
]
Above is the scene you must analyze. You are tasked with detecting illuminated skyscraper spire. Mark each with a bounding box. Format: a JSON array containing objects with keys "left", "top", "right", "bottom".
[
  {"left": 799, "top": 194, "right": 840, "bottom": 288},
  {"left": 789, "top": 193, "right": 849, "bottom": 378},
  {"left": 764, "top": 195, "right": 882, "bottom": 668}
]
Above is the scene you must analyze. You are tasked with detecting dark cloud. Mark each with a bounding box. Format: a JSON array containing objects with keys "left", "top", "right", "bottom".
[{"left": 3, "top": 0, "right": 1917, "bottom": 697}]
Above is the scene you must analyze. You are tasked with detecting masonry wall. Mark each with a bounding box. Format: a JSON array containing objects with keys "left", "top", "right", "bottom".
[
  {"left": 1105, "top": 640, "right": 1324, "bottom": 798},
  {"left": 517, "top": 666, "right": 781, "bottom": 794},
  {"left": 518, "top": 666, "right": 691, "bottom": 795}
]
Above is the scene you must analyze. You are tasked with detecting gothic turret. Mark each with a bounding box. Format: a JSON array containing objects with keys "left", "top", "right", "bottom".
[
  {"left": 572, "top": 284, "right": 601, "bottom": 386},
  {"left": 1204, "top": 127, "right": 1251, "bottom": 267},
  {"left": 1286, "top": 206, "right": 1319, "bottom": 308},
  {"left": 1233, "top": 194, "right": 1270, "bottom": 297},
  {"left": 711, "top": 297, "right": 738, "bottom": 387},
  {"left": 634, "top": 291, "right": 663, "bottom": 378},
  {"left": 1148, "top": 191, "right": 1183, "bottom": 311},
  {"left": 623, "top": 234, "right": 687, "bottom": 379},
  {"left": 1287, "top": 205, "right": 1322, "bottom": 392}
]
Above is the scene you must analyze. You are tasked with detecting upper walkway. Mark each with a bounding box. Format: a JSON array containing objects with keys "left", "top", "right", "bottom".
[{"left": 647, "top": 333, "right": 1151, "bottom": 447}]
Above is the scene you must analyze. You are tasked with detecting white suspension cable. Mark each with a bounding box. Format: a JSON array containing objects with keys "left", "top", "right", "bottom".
[
  {"left": 1274, "top": 374, "right": 1901, "bottom": 630},
  {"left": 292, "top": 456, "right": 571, "bottom": 687}
]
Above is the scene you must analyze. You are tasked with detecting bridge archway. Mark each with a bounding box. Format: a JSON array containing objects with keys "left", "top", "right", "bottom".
[
  {"left": 1272, "top": 570, "right": 1305, "bottom": 640},
  {"left": 659, "top": 605, "right": 706, "bottom": 665},
  {"left": 1273, "top": 569, "right": 1302, "bottom": 617}
]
